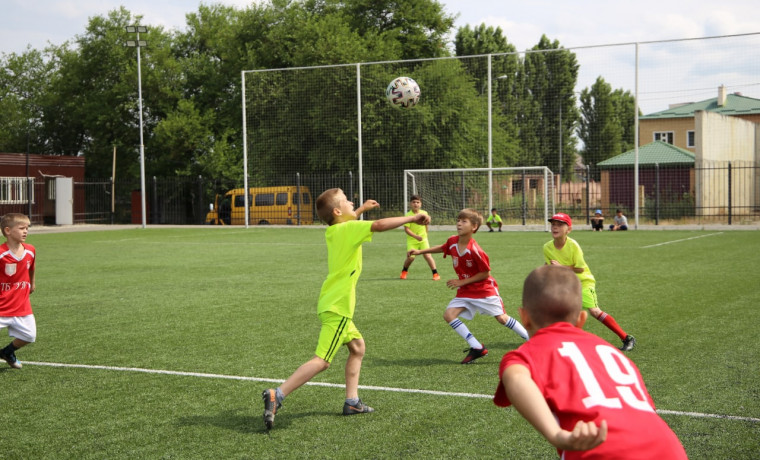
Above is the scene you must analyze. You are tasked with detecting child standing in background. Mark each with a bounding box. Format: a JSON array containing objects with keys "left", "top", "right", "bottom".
[{"left": 400, "top": 195, "right": 440, "bottom": 280}]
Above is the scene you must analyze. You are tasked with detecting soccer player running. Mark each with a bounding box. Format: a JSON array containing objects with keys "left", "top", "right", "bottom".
[
  {"left": 408, "top": 208, "right": 528, "bottom": 364},
  {"left": 543, "top": 213, "right": 635, "bottom": 351},
  {"left": 262, "top": 188, "right": 430, "bottom": 429},
  {"left": 494, "top": 265, "right": 687, "bottom": 459}
]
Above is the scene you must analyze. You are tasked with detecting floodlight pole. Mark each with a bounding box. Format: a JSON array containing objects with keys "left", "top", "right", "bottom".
[{"left": 126, "top": 26, "right": 148, "bottom": 228}]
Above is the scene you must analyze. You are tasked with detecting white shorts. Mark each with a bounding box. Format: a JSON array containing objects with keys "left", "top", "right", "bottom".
[
  {"left": 0, "top": 315, "right": 37, "bottom": 342},
  {"left": 446, "top": 296, "right": 505, "bottom": 320}
]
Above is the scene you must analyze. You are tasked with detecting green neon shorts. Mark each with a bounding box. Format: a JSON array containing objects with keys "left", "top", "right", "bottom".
[
  {"left": 315, "top": 312, "right": 362, "bottom": 363},
  {"left": 582, "top": 285, "right": 599, "bottom": 310}
]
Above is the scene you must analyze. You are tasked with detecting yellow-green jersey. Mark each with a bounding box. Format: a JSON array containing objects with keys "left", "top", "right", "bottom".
[
  {"left": 487, "top": 214, "right": 502, "bottom": 224},
  {"left": 543, "top": 237, "right": 596, "bottom": 287},
  {"left": 317, "top": 220, "right": 374, "bottom": 318},
  {"left": 404, "top": 210, "right": 429, "bottom": 242}
]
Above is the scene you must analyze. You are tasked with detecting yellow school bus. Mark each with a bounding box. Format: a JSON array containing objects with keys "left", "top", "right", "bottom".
[{"left": 205, "top": 186, "right": 314, "bottom": 225}]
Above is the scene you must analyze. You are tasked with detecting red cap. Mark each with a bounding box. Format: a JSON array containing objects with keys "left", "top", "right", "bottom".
[{"left": 548, "top": 212, "right": 572, "bottom": 227}]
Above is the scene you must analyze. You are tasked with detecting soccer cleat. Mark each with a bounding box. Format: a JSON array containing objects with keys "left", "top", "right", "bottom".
[
  {"left": 620, "top": 335, "right": 636, "bottom": 351},
  {"left": 489, "top": 228, "right": 494, "bottom": 232},
  {"left": 0, "top": 349, "right": 22, "bottom": 369},
  {"left": 400, "top": 271, "right": 408, "bottom": 280},
  {"left": 461, "top": 346, "right": 488, "bottom": 364},
  {"left": 262, "top": 389, "right": 281, "bottom": 430},
  {"left": 343, "top": 399, "right": 375, "bottom": 415},
  {"left": 432, "top": 273, "right": 441, "bottom": 281}
]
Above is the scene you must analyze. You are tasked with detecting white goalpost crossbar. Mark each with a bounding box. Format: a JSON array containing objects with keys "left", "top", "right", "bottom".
[{"left": 403, "top": 167, "right": 555, "bottom": 231}]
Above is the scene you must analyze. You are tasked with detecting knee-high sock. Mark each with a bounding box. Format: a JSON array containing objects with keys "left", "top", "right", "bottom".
[{"left": 449, "top": 319, "right": 482, "bottom": 349}]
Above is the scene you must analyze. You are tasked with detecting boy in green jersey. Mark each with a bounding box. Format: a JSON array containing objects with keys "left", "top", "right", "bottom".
[
  {"left": 262, "top": 188, "right": 430, "bottom": 430},
  {"left": 486, "top": 208, "right": 503, "bottom": 232},
  {"left": 400, "top": 195, "right": 440, "bottom": 280},
  {"left": 543, "top": 213, "right": 636, "bottom": 352}
]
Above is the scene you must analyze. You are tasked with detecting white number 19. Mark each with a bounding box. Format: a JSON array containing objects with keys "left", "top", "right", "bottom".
[{"left": 558, "top": 342, "right": 655, "bottom": 413}]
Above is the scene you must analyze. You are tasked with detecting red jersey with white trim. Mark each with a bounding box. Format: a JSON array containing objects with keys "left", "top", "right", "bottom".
[
  {"left": 0, "top": 243, "right": 36, "bottom": 317},
  {"left": 494, "top": 323, "right": 687, "bottom": 459},
  {"left": 441, "top": 235, "right": 498, "bottom": 298}
]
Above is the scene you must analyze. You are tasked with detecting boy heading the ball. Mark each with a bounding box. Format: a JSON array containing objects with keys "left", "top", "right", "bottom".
[
  {"left": 544, "top": 213, "right": 635, "bottom": 351},
  {"left": 262, "top": 188, "right": 430, "bottom": 429},
  {"left": 494, "top": 265, "right": 687, "bottom": 459},
  {"left": 408, "top": 208, "right": 528, "bottom": 364}
]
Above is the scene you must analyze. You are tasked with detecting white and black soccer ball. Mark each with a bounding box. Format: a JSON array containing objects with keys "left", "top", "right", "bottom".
[{"left": 385, "top": 76, "right": 420, "bottom": 109}]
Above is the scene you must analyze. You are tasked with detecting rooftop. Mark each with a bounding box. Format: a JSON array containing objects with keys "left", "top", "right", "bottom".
[{"left": 597, "top": 141, "right": 695, "bottom": 168}]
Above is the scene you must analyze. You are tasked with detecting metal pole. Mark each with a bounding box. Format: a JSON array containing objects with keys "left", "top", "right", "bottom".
[
  {"left": 655, "top": 163, "right": 660, "bottom": 225},
  {"left": 521, "top": 168, "right": 526, "bottom": 226},
  {"left": 136, "top": 32, "right": 147, "bottom": 229},
  {"left": 242, "top": 71, "right": 249, "bottom": 228},
  {"left": 728, "top": 162, "right": 732, "bottom": 225},
  {"left": 634, "top": 42, "right": 640, "bottom": 229},
  {"left": 296, "top": 172, "right": 301, "bottom": 226},
  {"left": 585, "top": 165, "right": 590, "bottom": 225},
  {"left": 487, "top": 55, "right": 493, "bottom": 212},
  {"left": 356, "top": 64, "right": 364, "bottom": 213}
]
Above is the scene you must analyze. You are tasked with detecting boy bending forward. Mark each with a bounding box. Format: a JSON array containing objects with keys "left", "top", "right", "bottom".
[{"left": 494, "top": 265, "right": 687, "bottom": 459}]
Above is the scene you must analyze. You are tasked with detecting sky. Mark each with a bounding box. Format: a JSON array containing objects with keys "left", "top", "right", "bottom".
[{"left": 2, "top": 0, "right": 760, "bottom": 113}]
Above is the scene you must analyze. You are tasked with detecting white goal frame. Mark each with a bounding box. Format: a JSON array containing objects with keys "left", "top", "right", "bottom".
[{"left": 403, "top": 167, "right": 555, "bottom": 231}]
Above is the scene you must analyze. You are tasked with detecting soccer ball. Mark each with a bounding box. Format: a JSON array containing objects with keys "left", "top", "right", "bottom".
[{"left": 385, "top": 76, "right": 420, "bottom": 109}]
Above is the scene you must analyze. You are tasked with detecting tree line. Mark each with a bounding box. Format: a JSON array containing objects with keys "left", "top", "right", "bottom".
[{"left": 0, "top": 0, "right": 635, "bottom": 185}]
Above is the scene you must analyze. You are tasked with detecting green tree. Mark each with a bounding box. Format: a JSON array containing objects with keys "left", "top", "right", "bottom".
[
  {"left": 519, "top": 35, "right": 579, "bottom": 177},
  {"left": 579, "top": 77, "right": 621, "bottom": 175},
  {"left": 0, "top": 48, "right": 56, "bottom": 154}
]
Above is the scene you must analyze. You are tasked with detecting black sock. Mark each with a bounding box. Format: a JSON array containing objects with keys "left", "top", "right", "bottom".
[
  {"left": 3, "top": 342, "right": 17, "bottom": 354},
  {"left": 432, "top": 269, "right": 438, "bottom": 275},
  {"left": 402, "top": 266, "right": 409, "bottom": 272}
]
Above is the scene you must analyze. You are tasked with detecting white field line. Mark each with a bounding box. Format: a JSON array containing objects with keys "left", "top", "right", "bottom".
[
  {"left": 25, "top": 361, "right": 759, "bottom": 423},
  {"left": 640, "top": 232, "right": 723, "bottom": 248}
]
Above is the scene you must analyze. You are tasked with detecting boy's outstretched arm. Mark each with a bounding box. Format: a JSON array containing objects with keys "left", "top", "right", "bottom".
[
  {"left": 408, "top": 244, "right": 444, "bottom": 258},
  {"left": 372, "top": 212, "right": 429, "bottom": 233},
  {"left": 503, "top": 364, "right": 607, "bottom": 452}
]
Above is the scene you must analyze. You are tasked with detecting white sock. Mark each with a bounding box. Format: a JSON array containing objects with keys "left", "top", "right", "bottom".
[
  {"left": 449, "top": 318, "right": 482, "bottom": 349},
  {"left": 505, "top": 316, "right": 529, "bottom": 340}
]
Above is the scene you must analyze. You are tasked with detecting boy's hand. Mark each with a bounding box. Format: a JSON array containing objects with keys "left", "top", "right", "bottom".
[
  {"left": 407, "top": 249, "right": 420, "bottom": 258},
  {"left": 415, "top": 234, "right": 423, "bottom": 241},
  {"left": 361, "top": 200, "right": 380, "bottom": 211},
  {"left": 552, "top": 419, "right": 607, "bottom": 451},
  {"left": 413, "top": 213, "right": 430, "bottom": 225},
  {"left": 446, "top": 279, "right": 464, "bottom": 289}
]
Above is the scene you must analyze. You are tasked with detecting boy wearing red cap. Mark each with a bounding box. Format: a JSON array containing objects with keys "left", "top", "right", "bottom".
[{"left": 544, "top": 213, "right": 635, "bottom": 351}]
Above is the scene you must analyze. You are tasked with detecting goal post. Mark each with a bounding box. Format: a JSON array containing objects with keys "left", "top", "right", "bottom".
[{"left": 403, "top": 167, "right": 555, "bottom": 231}]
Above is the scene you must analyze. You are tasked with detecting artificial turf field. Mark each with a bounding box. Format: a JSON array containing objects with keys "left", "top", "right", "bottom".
[{"left": 2, "top": 226, "right": 759, "bottom": 459}]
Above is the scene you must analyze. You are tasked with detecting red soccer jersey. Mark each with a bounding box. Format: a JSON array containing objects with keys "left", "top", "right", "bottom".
[
  {"left": 441, "top": 235, "right": 499, "bottom": 298},
  {"left": 494, "top": 323, "right": 687, "bottom": 459},
  {"left": 0, "top": 243, "right": 36, "bottom": 317}
]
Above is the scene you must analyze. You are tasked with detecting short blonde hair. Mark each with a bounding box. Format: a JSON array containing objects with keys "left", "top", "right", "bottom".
[
  {"left": 522, "top": 265, "right": 582, "bottom": 328},
  {"left": 458, "top": 208, "right": 482, "bottom": 232},
  {"left": 1, "top": 213, "right": 30, "bottom": 237},
  {"left": 316, "top": 188, "right": 343, "bottom": 225}
]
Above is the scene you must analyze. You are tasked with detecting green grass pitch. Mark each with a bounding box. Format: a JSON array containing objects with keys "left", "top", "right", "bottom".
[{"left": 3, "top": 227, "right": 759, "bottom": 459}]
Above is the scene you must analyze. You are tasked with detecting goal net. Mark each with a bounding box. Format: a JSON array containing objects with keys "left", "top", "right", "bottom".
[{"left": 404, "top": 167, "right": 555, "bottom": 230}]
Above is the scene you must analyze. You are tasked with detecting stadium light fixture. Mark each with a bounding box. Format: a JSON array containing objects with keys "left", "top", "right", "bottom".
[{"left": 125, "top": 25, "right": 148, "bottom": 228}]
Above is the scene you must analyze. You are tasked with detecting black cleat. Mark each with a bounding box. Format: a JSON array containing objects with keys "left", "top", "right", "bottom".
[
  {"left": 343, "top": 399, "right": 375, "bottom": 415},
  {"left": 0, "top": 349, "right": 21, "bottom": 369},
  {"left": 262, "top": 389, "right": 281, "bottom": 430},
  {"left": 461, "top": 346, "right": 488, "bottom": 364},
  {"left": 620, "top": 335, "right": 636, "bottom": 351}
]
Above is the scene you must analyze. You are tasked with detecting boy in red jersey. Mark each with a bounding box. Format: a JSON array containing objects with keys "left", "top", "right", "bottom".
[
  {"left": 494, "top": 265, "right": 688, "bottom": 459},
  {"left": 408, "top": 208, "right": 528, "bottom": 364},
  {"left": 0, "top": 213, "right": 37, "bottom": 369}
]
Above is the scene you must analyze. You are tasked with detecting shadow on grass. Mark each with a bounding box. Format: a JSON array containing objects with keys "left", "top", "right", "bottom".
[{"left": 177, "top": 408, "right": 337, "bottom": 434}]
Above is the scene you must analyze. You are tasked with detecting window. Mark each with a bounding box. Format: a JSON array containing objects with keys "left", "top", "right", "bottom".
[
  {"left": 255, "top": 193, "right": 274, "bottom": 206},
  {"left": 234, "top": 194, "right": 253, "bottom": 207},
  {"left": 653, "top": 131, "right": 674, "bottom": 144},
  {"left": 0, "top": 177, "right": 34, "bottom": 204},
  {"left": 276, "top": 193, "right": 288, "bottom": 206},
  {"left": 687, "top": 131, "right": 695, "bottom": 148},
  {"left": 293, "top": 193, "right": 311, "bottom": 205}
]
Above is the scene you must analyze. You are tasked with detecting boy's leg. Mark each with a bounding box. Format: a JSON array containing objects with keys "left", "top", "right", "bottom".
[
  {"left": 422, "top": 254, "right": 440, "bottom": 280},
  {"left": 494, "top": 314, "right": 529, "bottom": 340},
  {"left": 444, "top": 304, "right": 487, "bottom": 363}
]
